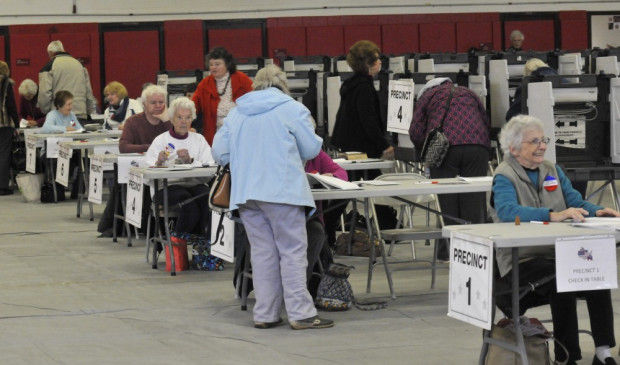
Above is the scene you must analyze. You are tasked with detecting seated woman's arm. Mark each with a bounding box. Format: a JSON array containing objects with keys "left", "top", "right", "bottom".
[
  {"left": 192, "top": 134, "right": 215, "bottom": 167},
  {"left": 557, "top": 165, "right": 601, "bottom": 216},
  {"left": 311, "top": 150, "right": 348, "bottom": 181},
  {"left": 40, "top": 113, "right": 68, "bottom": 133},
  {"left": 493, "top": 174, "right": 551, "bottom": 222}
]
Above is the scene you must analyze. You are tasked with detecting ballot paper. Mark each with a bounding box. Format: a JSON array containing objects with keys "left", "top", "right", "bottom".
[
  {"left": 571, "top": 217, "right": 620, "bottom": 231},
  {"left": 307, "top": 173, "right": 361, "bottom": 190}
]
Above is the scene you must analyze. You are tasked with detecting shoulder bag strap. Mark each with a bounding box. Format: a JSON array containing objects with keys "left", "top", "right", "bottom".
[{"left": 437, "top": 84, "right": 456, "bottom": 130}]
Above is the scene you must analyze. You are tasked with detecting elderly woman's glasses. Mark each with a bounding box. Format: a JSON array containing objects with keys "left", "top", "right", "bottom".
[{"left": 523, "top": 136, "right": 550, "bottom": 146}]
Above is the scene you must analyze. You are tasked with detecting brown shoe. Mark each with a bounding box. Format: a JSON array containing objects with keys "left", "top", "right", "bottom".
[
  {"left": 289, "top": 316, "right": 334, "bottom": 330},
  {"left": 254, "top": 318, "right": 283, "bottom": 329}
]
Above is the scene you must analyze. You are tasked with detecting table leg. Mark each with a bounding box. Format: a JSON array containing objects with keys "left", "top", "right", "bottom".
[
  {"left": 112, "top": 165, "right": 120, "bottom": 243},
  {"left": 120, "top": 184, "right": 132, "bottom": 247},
  {"left": 152, "top": 179, "right": 160, "bottom": 269},
  {"left": 512, "top": 247, "right": 529, "bottom": 365},
  {"left": 364, "top": 198, "right": 394, "bottom": 299},
  {"left": 47, "top": 158, "right": 58, "bottom": 202},
  {"left": 163, "top": 179, "right": 176, "bottom": 276},
  {"left": 76, "top": 150, "right": 83, "bottom": 218}
]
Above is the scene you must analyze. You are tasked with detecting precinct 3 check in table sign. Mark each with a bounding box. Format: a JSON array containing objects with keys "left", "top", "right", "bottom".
[{"left": 448, "top": 231, "right": 494, "bottom": 330}]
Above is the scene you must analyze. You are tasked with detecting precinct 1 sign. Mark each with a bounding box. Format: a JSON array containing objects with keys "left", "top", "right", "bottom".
[
  {"left": 448, "top": 231, "right": 494, "bottom": 330},
  {"left": 555, "top": 234, "right": 617, "bottom": 292},
  {"left": 387, "top": 79, "right": 414, "bottom": 134}
]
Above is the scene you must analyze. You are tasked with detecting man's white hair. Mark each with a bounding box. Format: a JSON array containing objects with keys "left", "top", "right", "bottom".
[
  {"left": 141, "top": 85, "right": 167, "bottom": 105},
  {"left": 510, "top": 30, "right": 524, "bottom": 40},
  {"left": 47, "top": 40, "right": 65, "bottom": 54}
]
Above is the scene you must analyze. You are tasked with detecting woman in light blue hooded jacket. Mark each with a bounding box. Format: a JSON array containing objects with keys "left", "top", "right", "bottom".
[{"left": 212, "top": 64, "right": 333, "bottom": 330}]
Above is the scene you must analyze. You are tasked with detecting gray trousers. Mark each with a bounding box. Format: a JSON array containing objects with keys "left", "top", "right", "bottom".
[{"left": 239, "top": 200, "right": 317, "bottom": 322}]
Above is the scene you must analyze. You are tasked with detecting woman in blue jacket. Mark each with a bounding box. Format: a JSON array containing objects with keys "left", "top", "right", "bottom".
[{"left": 212, "top": 65, "right": 333, "bottom": 330}]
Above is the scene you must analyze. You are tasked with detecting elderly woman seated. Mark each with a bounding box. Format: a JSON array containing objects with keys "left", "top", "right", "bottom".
[
  {"left": 40, "top": 90, "right": 83, "bottom": 133},
  {"left": 18, "top": 79, "right": 45, "bottom": 127},
  {"left": 491, "top": 115, "right": 619, "bottom": 365},
  {"left": 144, "top": 97, "right": 214, "bottom": 241},
  {"left": 103, "top": 81, "right": 143, "bottom": 130}
]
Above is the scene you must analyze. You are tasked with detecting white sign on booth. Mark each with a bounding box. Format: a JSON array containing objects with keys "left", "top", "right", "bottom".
[
  {"left": 94, "top": 145, "right": 120, "bottom": 171},
  {"left": 387, "top": 79, "right": 415, "bottom": 134},
  {"left": 55, "top": 144, "right": 72, "bottom": 187},
  {"left": 125, "top": 171, "right": 144, "bottom": 228},
  {"left": 88, "top": 156, "right": 104, "bottom": 204},
  {"left": 25, "top": 135, "right": 37, "bottom": 173},
  {"left": 448, "top": 231, "right": 494, "bottom": 330},
  {"left": 555, "top": 235, "right": 617, "bottom": 293},
  {"left": 210, "top": 212, "right": 235, "bottom": 263},
  {"left": 46, "top": 137, "right": 72, "bottom": 158},
  {"left": 118, "top": 155, "right": 144, "bottom": 184}
]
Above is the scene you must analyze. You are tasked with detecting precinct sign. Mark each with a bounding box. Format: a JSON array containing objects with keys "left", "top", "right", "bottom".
[
  {"left": 555, "top": 234, "right": 617, "bottom": 292},
  {"left": 387, "top": 79, "right": 414, "bottom": 134},
  {"left": 448, "top": 231, "right": 494, "bottom": 330},
  {"left": 125, "top": 170, "right": 144, "bottom": 228}
]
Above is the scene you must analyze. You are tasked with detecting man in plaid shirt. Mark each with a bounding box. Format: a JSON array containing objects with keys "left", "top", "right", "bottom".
[{"left": 409, "top": 78, "right": 490, "bottom": 260}]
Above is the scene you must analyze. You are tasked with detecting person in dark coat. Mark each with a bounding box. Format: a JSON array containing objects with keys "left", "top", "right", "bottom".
[
  {"left": 0, "top": 61, "right": 19, "bottom": 195},
  {"left": 331, "top": 40, "right": 393, "bottom": 160}
]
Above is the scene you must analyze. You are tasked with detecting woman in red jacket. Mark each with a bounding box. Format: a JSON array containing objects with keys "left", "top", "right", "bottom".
[{"left": 192, "top": 47, "right": 253, "bottom": 145}]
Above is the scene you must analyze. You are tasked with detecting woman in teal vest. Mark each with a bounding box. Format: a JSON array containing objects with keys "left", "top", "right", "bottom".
[{"left": 492, "top": 115, "right": 619, "bottom": 365}]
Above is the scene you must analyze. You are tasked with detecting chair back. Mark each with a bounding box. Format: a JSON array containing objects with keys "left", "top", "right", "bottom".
[{"left": 372, "top": 172, "right": 437, "bottom": 207}]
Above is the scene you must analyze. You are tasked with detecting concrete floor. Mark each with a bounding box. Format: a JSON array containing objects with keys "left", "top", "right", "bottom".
[{"left": 1, "top": 187, "right": 620, "bottom": 364}]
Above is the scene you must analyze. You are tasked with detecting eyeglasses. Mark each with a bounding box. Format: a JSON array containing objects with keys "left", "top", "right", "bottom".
[{"left": 523, "top": 136, "right": 550, "bottom": 146}]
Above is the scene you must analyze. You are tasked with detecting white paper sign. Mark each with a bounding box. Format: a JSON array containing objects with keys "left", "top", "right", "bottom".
[
  {"left": 94, "top": 145, "right": 120, "bottom": 171},
  {"left": 88, "top": 156, "right": 104, "bottom": 204},
  {"left": 125, "top": 170, "right": 144, "bottom": 228},
  {"left": 555, "top": 235, "right": 617, "bottom": 292},
  {"left": 46, "top": 137, "right": 72, "bottom": 158},
  {"left": 157, "top": 73, "right": 168, "bottom": 89},
  {"left": 210, "top": 212, "right": 235, "bottom": 263},
  {"left": 26, "top": 136, "right": 37, "bottom": 173},
  {"left": 55, "top": 144, "right": 72, "bottom": 187},
  {"left": 117, "top": 155, "right": 144, "bottom": 184},
  {"left": 387, "top": 79, "right": 415, "bottom": 134},
  {"left": 554, "top": 115, "right": 586, "bottom": 149},
  {"left": 448, "top": 231, "right": 494, "bottom": 330}
]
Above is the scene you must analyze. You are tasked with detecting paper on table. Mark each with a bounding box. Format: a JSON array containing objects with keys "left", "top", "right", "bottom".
[
  {"left": 65, "top": 128, "right": 86, "bottom": 134},
  {"left": 355, "top": 180, "right": 400, "bottom": 186},
  {"left": 571, "top": 217, "right": 620, "bottom": 230},
  {"left": 307, "top": 173, "right": 361, "bottom": 190},
  {"left": 457, "top": 176, "right": 493, "bottom": 182}
]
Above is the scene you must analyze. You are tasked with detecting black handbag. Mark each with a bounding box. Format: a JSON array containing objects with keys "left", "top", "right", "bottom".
[{"left": 420, "top": 85, "right": 455, "bottom": 168}]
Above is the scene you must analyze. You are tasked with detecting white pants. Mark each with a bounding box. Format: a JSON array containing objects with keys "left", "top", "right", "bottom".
[{"left": 239, "top": 200, "right": 317, "bottom": 322}]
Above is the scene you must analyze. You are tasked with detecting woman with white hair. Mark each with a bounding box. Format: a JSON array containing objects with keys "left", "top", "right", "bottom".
[
  {"left": 18, "top": 79, "right": 45, "bottom": 127},
  {"left": 144, "top": 97, "right": 214, "bottom": 240},
  {"left": 212, "top": 64, "right": 333, "bottom": 330},
  {"left": 491, "top": 115, "right": 619, "bottom": 365}
]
